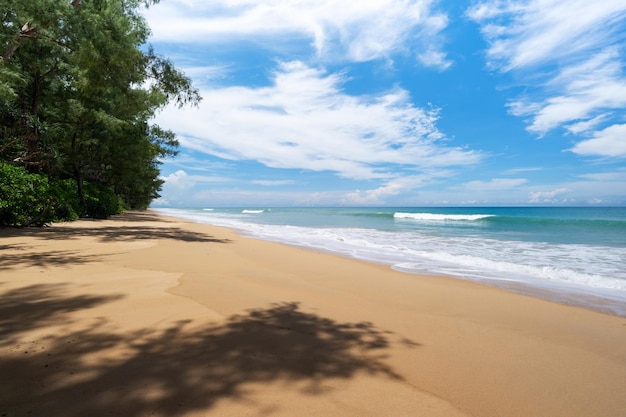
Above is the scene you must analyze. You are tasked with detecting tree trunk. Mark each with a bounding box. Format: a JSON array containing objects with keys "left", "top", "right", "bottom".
[
  {"left": 71, "top": 133, "right": 86, "bottom": 210},
  {"left": 74, "top": 164, "right": 85, "bottom": 210}
]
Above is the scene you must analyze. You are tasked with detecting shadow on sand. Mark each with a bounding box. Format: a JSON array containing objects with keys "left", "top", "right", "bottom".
[
  {"left": 0, "top": 214, "right": 230, "bottom": 271},
  {"left": 0, "top": 210, "right": 232, "bottom": 244},
  {"left": 0, "top": 282, "right": 416, "bottom": 417},
  {"left": 0, "top": 283, "right": 123, "bottom": 347}
]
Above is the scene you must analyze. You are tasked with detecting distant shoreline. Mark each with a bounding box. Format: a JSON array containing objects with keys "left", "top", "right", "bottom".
[{"left": 152, "top": 206, "right": 626, "bottom": 317}]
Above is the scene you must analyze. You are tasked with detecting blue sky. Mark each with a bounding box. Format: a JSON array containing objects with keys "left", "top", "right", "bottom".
[{"left": 144, "top": 0, "right": 626, "bottom": 207}]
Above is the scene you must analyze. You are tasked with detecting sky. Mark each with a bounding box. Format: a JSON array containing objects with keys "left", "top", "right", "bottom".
[{"left": 143, "top": 0, "right": 626, "bottom": 207}]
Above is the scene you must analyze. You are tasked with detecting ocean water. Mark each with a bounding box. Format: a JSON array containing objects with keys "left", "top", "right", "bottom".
[{"left": 154, "top": 207, "right": 626, "bottom": 316}]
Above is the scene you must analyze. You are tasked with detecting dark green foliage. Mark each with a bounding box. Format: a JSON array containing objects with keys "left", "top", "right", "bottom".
[
  {"left": 0, "top": 163, "right": 53, "bottom": 227},
  {"left": 83, "top": 181, "right": 124, "bottom": 219},
  {"left": 48, "top": 179, "right": 81, "bottom": 221},
  {"left": 0, "top": 163, "right": 124, "bottom": 226},
  {"left": 0, "top": 0, "right": 200, "bottom": 226}
]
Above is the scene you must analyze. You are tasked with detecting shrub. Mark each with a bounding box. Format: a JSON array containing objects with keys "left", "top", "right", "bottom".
[
  {"left": 0, "top": 163, "right": 54, "bottom": 227},
  {"left": 0, "top": 163, "right": 126, "bottom": 226},
  {"left": 83, "top": 181, "right": 124, "bottom": 219},
  {"left": 49, "top": 179, "right": 81, "bottom": 221}
]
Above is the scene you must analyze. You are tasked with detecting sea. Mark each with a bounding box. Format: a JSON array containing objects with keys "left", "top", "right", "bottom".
[{"left": 153, "top": 207, "right": 626, "bottom": 317}]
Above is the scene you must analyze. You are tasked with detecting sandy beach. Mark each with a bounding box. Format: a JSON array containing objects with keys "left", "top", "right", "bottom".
[{"left": 1, "top": 211, "right": 624, "bottom": 417}]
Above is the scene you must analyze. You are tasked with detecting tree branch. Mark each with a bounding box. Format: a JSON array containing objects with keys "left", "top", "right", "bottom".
[{"left": 2, "top": 1, "right": 81, "bottom": 62}]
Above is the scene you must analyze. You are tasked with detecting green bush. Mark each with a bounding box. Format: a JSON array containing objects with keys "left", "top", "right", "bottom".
[
  {"left": 49, "top": 179, "right": 81, "bottom": 221},
  {"left": 83, "top": 182, "right": 124, "bottom": 219},
  {"left": 0, "top": 163, "right": 126, "bottom": 226},
  {"left": 0, "top": 163, "right": 55, "bottom": 227}
]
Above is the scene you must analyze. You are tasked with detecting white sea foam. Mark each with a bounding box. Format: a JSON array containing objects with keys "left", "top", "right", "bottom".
[
  {"left": 203, "top": 208, "right": 214, "bottom": 211},
  {"left": 153, "top": 208, "right": 626, "bottom": 315},
  {"left": 394, "top": 212, "right": 495, "bottom": 221},
  {"left": 242, "top": 209, "right": 264, "bottom": 214}
]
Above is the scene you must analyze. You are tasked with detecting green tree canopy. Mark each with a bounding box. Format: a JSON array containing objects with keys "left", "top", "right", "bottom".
[{"left": 0, "top": 0, "right": 199, "bottom": 224}]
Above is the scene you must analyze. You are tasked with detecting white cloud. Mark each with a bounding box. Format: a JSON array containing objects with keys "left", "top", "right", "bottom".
[
  {"left": 154, "top": 61, "right": 481, "bottom": 181},
  {"left": 157, "top": 170, "right": 193, "bottom": 206},
  {"left": 566, "top": 116, "right": 608, "bottom": 136},
  {"left": 566, "top": 172, "right": 626, "bottom": 204},
  {"left": 469, "top": 0, "right": 626, "bottom": 156},
  {"left": 176, "top": 65, "right": 231, "bottom": 86},
  {"left": 161, "top": 170, "right": 231, "bottom": 185},
  {"left": 157, "top": 170, "right": 233, "bottom": 206},
  {"left": 251, "top": 180, "right": 297, "bottom": 186},
  {"left": 528, "top": 188, "right": 569, "bottom": 203},
  {"left": 570, "top": 124, "right": 626, "bottom": 158},
  {"left": 144, "top": 0, "right": 450, "bottom": 65},
  {"left": 577, "top": 170, "right": 626, "bottom": 182},
  {"left": 522, "top": 170, "right": 626, "bottom": 205},
  {"left": 505, "top": 167, "right": 542, "bottom": 174},
  {"left": 467, "top": 0, "right": 626, "bottom": 70},
  {"left": 161, "top": 170, "right": 192, "bottom": 189},
  {"left": 341, "top": 182, "right": 404, "bottom": 205},
  {"left": 508, "top": 49, "right": 626, "bottom": 135},
  {"left": 464, "top": 178, "right": 527, "bottom": 191},
  {"left": 417, "top": 49, "right": 453, "bottom": 71}
]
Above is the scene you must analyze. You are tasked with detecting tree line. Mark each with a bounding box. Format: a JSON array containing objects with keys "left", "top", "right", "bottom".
[{"left": 0, "top": 0, "right": 199, "bottom": 226}]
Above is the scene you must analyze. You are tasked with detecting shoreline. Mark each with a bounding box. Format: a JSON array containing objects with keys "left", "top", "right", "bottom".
[
  {"left": 1, "top": 211, "right": 625, "bottom": 417},
  {"left": 155, "top": 208, "right": 626, "bottom": 318}
]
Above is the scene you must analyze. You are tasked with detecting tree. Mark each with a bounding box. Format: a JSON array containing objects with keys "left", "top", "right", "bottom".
[{"left": 0, "top": 0, "right": 199, "bottom": 219}]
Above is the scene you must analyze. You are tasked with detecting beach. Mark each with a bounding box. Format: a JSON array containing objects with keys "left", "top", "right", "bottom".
[{"left": 1, "top": 211, "right": 625, "bottom": 417}]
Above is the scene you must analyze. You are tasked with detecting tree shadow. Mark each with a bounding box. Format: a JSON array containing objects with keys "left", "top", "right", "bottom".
[
  {"left": 0, "top": 211, "right": 231, "bottom": 245},
  {"left": 0, "top": 249, "right": 100, "bottom": 270},
  {"left": 38, "top": 225, "right": 233, "bottom": 244},
  {"left": 110, "top": 211, "right": 178, "bottom": 223},
  {"left": 0, "top": 283, "right": 123, "bottom": 347},
  {"left": 0, "top": 301, "right": 417, "bottom": 417}
]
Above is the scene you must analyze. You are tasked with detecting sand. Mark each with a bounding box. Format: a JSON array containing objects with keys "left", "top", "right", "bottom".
[{"left": 0, "top": 210, "right": 624, "bottom": 417}]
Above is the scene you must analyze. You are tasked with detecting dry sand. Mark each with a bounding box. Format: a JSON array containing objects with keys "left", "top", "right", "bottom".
[{"left": 0, "top": 210, "right": 624, "bottom": 417}]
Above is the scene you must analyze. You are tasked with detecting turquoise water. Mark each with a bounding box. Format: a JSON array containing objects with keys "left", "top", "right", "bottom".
[{"left": 155, "top": 207, "right": 626, "bottom": 316}]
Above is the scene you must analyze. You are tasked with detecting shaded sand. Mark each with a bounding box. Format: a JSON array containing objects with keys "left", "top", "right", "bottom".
[{"left": 1, "top": 211, "right": 625, "bottom": 417}]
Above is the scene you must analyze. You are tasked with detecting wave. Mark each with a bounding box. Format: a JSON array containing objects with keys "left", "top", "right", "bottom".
[
  {"left": 489, "top": 215, "right": 626, "bottom": 228},
  {"left": 393, "top": 250, "right": 626, "bottom": 290},
  {"left": 151, "top": 208, "right": 626, "bottom": 315},
  {"left": 203, "top": 208, "right": 214, "bottom": 211},
  {"left": 394, "top": 212, "right": 495, "bottom": 221},
  {"left": 242, "top": 209, "right": 264, "bottom": 214}
]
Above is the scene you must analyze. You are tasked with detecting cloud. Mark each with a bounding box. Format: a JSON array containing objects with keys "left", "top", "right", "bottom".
[
  {"left": 570, "top": 123, "right": 626, "bottom": 158},
  {"left": 341, "top": 182, "right": 405, "bottom": 205},
  {"left": 251, "top": 180, "right": 297, "bottom": 186},
  {"left": 507, "top": 48, "right": 626, "bottom": 135},
  {"left": 469, "top": 0, "right": 626, "bottom": 156},
  {"left": 156, "top": 170, "right": 193, "bottom": 206},
  {"left": 463, "top": 178, "right": 527, "bottom": 191},
  {"left": 467, "top": 0, "right": 626, "bottom": 70},
  {"left": 176, "top": 65, "right": 232, "bottom": 87},
  {"left": 417, "top": 49, "right": 453, "bottom": 71},
  {"left": 505, "top": 167, "right": 542, "bottom": 174},
  {"left": 161, "top": 170, "right": 192, "bottom": 189},
  {"left": 144, "top": 0, "right": 450, "bottom": 65},
  {"left": 153, "top": 61, "right": 481, "bottom": 181},
  {"left": 566, "top": 116, "right": 608, "bottom": 136},
  {"left": 528, "top": 188, "right": 569, "bottom": 203},
  {"left": 156, "top": 170, "right": 234, "bottom": 206},
  {"left": 577, "top": 170, "right": 626, "bottom": 182}
]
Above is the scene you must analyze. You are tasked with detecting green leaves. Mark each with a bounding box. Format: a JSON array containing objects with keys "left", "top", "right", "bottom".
[
  {"left": 1, "top": 0, "right": 199, "bottom": 221},
  {"left": 0, "top": 163, "right": 53, "bottom": 227}
]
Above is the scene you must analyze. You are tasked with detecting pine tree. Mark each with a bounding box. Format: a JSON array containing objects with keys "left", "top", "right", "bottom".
[{"left": 0, "top": 0, "right": 199, "bottom": 218}]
